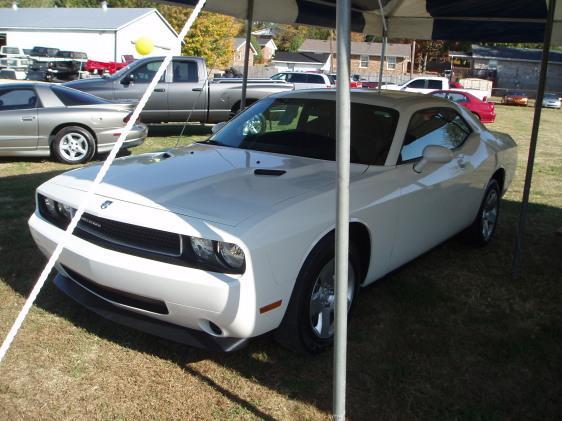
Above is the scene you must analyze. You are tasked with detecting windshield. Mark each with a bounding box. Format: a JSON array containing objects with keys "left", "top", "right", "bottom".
[
  {"left": 207, "top": 97, "right": 399, "bottom": 165},
  {"left": 3, "top": 47, "right": 19, "bottom": 54},
  {"left": 112, "top": 63, "right": 136, "bottom": 79},
  {"left": 544, "top": 93, "right": 559, "bottom": 100}
]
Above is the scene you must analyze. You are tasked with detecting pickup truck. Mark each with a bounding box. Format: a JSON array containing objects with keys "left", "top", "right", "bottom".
[
  {"left": 382, "top": 76, "right": 491, "bottom": 101},
  {"left": 65, "top": 56, "right": 293, "bottom": 124}
]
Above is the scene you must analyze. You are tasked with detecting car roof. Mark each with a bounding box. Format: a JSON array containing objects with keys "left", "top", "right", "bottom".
[
  {"left": 269, "top": 89, "right": 457, "bottom": 112},
  {"left": 0, "top": 81, "right": 50, "bottom": 88}
]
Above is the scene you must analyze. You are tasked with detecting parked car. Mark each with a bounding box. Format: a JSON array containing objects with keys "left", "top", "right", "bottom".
[
  {"left": 502, "top": 91, "right": 528, "bottom": 106},
  {"left": 27, "top": 50, "right": 88, "bottom": 82},
  {"left": 0, "top": 57, "right": 30, "bottom": 80},
  {"left": 329, "top": 73, "right": 362, "bottom": 88},
  {"left": 271, "top": 71, "right": 333, "bottom": 89},
  {"left": 0, "top": 46, "right": 28, "bottom": 59},
  {"left": 382, "top": 76, "right": 490, "bottom": 101},
  {"left": 0, "top": 82, "right": 147, "bottom": 164},
  {"left": 430, "top": 89, "right": 496, "bottom": 123},
  {"left": 66, "top": 56, "right": 294, "bottom": 123},
  {"left": 542, "top": 93, "right": 561, "bottom": 109},
  {"left": 84, "top": 58, "right": 132, "bottom": 76},
  {"left": 29, "top": 90, "right": 517, "bottom": 353},
  {"left": 0, "top": 69, "right": 17, "bottom": 80}
]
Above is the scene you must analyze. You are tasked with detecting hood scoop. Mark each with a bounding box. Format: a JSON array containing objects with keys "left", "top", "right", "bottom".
[{"left": 254, "top": 169, "right": 286, "bottom": 176}]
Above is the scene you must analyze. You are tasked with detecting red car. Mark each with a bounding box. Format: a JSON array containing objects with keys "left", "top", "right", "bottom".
[{"left": 430, "top": 89, "right": 496, "bottom": 123}]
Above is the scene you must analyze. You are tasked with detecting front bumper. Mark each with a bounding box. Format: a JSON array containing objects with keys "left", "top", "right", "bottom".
[
  {"left": 28, "top": 211, "right": 255, "bottom": 344},
  {"left": 53, "top": 272, "right": 248, "bottom": 351}
]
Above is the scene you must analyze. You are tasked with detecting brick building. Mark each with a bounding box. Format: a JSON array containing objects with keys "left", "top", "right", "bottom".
[
  {"left": 232, "top": 38, "right": 257, "bottom": 67},
  {"left": 298, "top": 39, "right": 411, "bottom": 76}
]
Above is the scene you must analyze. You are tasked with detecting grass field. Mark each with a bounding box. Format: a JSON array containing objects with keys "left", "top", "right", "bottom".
[{"left": 1, "top": 108, "right": 561, "bottom": 420}]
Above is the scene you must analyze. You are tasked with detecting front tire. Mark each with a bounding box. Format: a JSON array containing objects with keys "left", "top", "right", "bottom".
[
  {"left": 51, "top": 126, "right": 95, "bottom": 164},
  {"left": 275, "top": 235, "right": 361, "bottom": 354},
  {"left": 466, "top": 179, "right": 500, "bottom": 246}
]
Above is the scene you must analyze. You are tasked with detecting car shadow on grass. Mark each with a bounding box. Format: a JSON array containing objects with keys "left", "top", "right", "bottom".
[
  {"left": 147, "top": 123, "right": 212, "bottom": 138},
  {"left": 1, "top": 173, "right": 561, "bottom": 420}
]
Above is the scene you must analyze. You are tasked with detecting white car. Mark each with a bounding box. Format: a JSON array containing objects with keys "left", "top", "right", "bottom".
[
  {"left": 28, "top": 90, "right": 517, "bottom": 353},
  {"left": 271, "top": 72, "right": 334, "bottom": 89},
  {"left": 542, "top": 93, "right": 561, "bottom": 109}
]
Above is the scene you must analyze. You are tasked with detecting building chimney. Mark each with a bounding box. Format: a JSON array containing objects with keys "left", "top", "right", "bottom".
[
  {"left": 101, "top": 1, "right": 108, "bottom": 11},
  {"left": 12, "top": 1, "right": 18, "bottom": 10}
]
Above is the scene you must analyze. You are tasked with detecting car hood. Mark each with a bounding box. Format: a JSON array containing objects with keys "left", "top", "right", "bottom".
[{"left": 50, "top": 144, "right": 366, "bottom": 226}]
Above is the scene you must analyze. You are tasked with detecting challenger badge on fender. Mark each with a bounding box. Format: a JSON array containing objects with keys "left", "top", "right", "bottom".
[{"left": 101, "top": 200, "right": 113, "bottom": 209}]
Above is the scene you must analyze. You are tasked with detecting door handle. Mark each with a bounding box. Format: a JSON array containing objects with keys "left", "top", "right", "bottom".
[
  {"left": 21, "top": 116, "right": 36, "bottom": 121},
  {"left": 192, "top": 88, "right": 203, "bottom": 92},
  {"left": 154, "top": 88, "right": 166, "bottom": 92},
  {"left": 456, "top": 154, "right": 467, "bottom": 168}
]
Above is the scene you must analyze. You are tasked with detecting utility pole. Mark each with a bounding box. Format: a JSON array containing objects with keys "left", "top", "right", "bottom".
[{"left": 410, "top": 40, "right": 415, "bottom": 78}]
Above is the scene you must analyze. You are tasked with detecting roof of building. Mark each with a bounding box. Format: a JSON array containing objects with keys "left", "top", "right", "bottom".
[
  {"left": 233, "top": 38, "right": 258, "bottom": 54},
  {"left": 450, "top": 45, "right": 562, "bottom": 64},
  {"left": 298, "top": 39, "right": 411, "bottom": 58},
  {"left": 0, "top": 7, "right": 176, "bottom": 33},
  {"left": 472, "top": 44, "right": 562, "bottom": 63},
  {"left": 255, "top": 36, "right": 277, "bottom": 48},
  {"left": 272, "top": 51, "right": 330, "bottom": 64}
]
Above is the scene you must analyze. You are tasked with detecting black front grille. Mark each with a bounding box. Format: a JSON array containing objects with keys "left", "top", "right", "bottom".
[
  {"left": 62, "top": 265, "right": 169, "bottom": 315},
  {"left": 76, "top": 213, "right": 182, "bottom": 257}
]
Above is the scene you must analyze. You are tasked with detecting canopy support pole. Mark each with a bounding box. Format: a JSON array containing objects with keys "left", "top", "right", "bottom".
[
  {"left": 377, "top": 0, "right": 388, "bottom": 92},
  {"left": 333, "top": 0, "right": 351, "bottom": 420},
  {"left": 512, "top": 0, "right": 556, "bottom": 279},
  {"left": 240, "top": 0, "right": 254, "bottom": 111}
]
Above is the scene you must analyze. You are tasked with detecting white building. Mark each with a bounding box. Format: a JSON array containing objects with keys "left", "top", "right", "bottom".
[{"left": 0, "top": 7, "right": 179, "bottom": 62}]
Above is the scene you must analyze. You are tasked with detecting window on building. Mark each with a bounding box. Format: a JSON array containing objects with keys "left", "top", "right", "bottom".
[
  {"left": 387, "top": 56, "right": 397, "bottom": 70},
  {"left": 359, "top": 55, "right": 369, "bottom": 68}
]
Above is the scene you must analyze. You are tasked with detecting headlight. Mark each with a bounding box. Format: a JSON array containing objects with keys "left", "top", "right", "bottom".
[
  {"left": 191, "top": 237, "right": 214, "bottom": 260},
  {"left": 42, "top": 196, "right": 58, "bottom": 218},
  {"left": 189, "top": 236, "right": 245, "bottom": 274},
  {"left": 56, "top": 202, "right": 74, "bottom": 220},
  {"left": 37, "top": 193, "right": 74, "bottom": 229},
  {"left": 217, "top": 242, "right": 245, "bottom": 269}
]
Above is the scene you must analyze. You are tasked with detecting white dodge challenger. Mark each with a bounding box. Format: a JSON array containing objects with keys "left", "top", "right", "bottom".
[{"left": 29, "top": 90, "right": 517, "bottom": 353}]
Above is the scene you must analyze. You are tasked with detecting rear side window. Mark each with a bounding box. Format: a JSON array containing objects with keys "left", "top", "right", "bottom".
[
  {"left": 0, "top": 88, "right": 39, "bottom": 110},
  {"left": 307, "top": 74, "right": 325, "bottom": 84},
  {"left": 173, "top": 61, "right": 198, "bottom": 82},
  {"left": 52, "top": 86, "right": 110, "bottom": 106},
  {"left": 400, "top": 108, "right": 471, "bottom": 163},
  {"left": 288, "top": 73, "right": 308, "bottom": 83},
  {"left": 427, "top": 80, "right": 442, "bottom": 90},
  {"left": 447, "top": 92, "right": 468, "bottom": 103}
]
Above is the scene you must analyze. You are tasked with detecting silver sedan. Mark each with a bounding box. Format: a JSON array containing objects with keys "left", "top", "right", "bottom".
[{"left": 0, "top": 82, "right": 147, "bottom": 164}]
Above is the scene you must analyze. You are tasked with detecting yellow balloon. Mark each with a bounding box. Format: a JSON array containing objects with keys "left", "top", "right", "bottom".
[{"left": 135, "top": 37, "right": 154, "bottom": 56}]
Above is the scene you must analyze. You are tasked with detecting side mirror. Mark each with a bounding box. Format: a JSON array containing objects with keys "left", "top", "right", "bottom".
[
  {"left": 211, "top": 121, "right": 227, "bottom": 134},
  {"left": 413, "top": 145, "right": 453, "bottom": 173},
  {"left": 121, "top": 74, "right": 134, "bottom": 86}
]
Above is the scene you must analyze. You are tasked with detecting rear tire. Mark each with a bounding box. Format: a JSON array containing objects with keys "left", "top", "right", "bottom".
[
  {"left": 51, "top": 126, "right": 95, "bottom": 164},
  {"left": 275, "top": 234, "right": 361, "bottom": 354},
  {"left": 465, "top": 179, "right": 500, "bottom": 246}
]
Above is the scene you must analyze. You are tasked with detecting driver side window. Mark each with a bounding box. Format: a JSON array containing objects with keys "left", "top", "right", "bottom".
[
  {"left": 399, "top": 108, "right": 471, "bottom": 163},
  {"left": 128, "top": 61, "right": 164, "bottom": 83}
]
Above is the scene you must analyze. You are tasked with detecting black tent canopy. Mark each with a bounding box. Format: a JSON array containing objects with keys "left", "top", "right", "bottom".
[{"left": 172, "top": 0, "right": 561, "bottom": 42}]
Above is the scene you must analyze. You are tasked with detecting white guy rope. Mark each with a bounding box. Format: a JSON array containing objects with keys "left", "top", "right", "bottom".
[{"left": 0, "top": 0, "right": 207, "bottom": 364}]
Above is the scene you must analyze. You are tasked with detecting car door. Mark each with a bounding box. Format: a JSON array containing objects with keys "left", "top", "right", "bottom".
[
  {"left": 113, "top": 59, "right": 168, "bottom": 123},
  {"left": 167, "top": 59, "right": 208, "bottom": 123},
  {"left": 0, "top": 87, "right": 39, "bottom": 151},
  {"left": 389, "top": 107, "right": 479, "bottom": 268}
]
